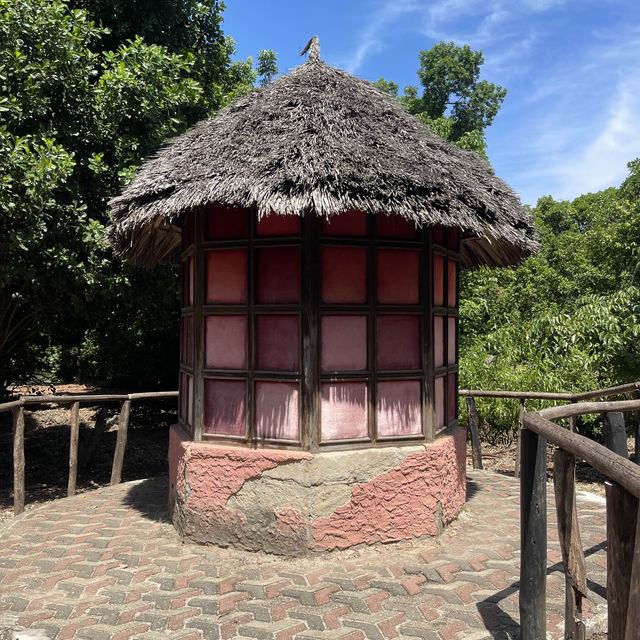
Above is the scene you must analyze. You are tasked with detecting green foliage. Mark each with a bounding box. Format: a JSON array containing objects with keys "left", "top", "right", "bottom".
[
  {"left": 459, "top": 160, "right": 640, "bottom": 440},
  {"left": 256, "top": 49, "right": 279, "bottom": 87},
  {"left": 0, "top": 0, "right": 273, "bottom": 396},
  {"left": 373, "top": 78, "right": 399, "bottom": 97},
  {"left": 376, "top": 41, "right": 504, "bottom": 158}
]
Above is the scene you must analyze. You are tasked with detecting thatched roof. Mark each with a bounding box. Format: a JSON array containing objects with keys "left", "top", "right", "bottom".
[{"left": 106, "top": 38, "right": 538, "bottom": 268}]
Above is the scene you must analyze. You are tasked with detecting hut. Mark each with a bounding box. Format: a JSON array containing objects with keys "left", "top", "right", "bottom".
[{"left": 107, "top": 38, "right": 537, "bottom": 555}]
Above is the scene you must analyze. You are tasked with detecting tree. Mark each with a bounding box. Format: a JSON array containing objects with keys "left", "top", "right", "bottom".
[
  {"left": 375, "top": 42, "right": 506, "bottom": 157},
  {"left": 256, "top": 49, "right": 279, "bottom": 86},
  {"left": 458, "top": 159, "right": 640, "bottom": 440},
  {"left": 0, "top": 0, "right": 272, "bottom": 396}
]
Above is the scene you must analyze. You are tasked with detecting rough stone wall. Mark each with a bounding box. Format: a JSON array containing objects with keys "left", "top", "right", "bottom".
[{"left": 168, "top": 424, "right": 466, "bottom": 555}]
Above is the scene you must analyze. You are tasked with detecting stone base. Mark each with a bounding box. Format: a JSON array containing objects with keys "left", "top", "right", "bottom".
[{"left": 168, "top": 425, "right": 466, "bottom": 555}]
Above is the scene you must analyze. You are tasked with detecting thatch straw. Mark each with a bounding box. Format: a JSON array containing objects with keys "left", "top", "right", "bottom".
[{"left": 106, "top": 42, "right": 538, "bottom": 268}]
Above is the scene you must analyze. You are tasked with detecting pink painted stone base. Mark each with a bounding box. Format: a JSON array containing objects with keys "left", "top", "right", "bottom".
[{"left": 168, "top": 424, "right": 466, "bottom": 555}]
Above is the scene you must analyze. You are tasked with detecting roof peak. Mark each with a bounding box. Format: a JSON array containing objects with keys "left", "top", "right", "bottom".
[{"left": 300, "top": 35, "right": 320, "bottom": 62}]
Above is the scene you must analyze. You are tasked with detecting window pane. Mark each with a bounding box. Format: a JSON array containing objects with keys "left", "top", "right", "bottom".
[
  {"left": 322, "top": 210, "right": 367, "bottom": 236},
  {"left": 321, "top": 247, "right": 367, "bottom": 303},
  {"left": 256, "top": 315, "right": 299, "bottom": 371},
  {"left": 377, "top": 380, "right": 422, "bottom": 436},
  {"left": 256, "top": 247, "right": 301, "bottom": 303},
  {"left": 255, "top": 381, "right": 299, "bottom": 441},
  {"left": 257, "top": 214, "right": 300, "bottom": 236},
  {"left": 376, "top": 315, "right": 421, "bottom": 370},
  {"left": 448, "top": 260, "right": 457, "bottom": 307},
  {"left": 434, "top": 315, "right": 444, "bottom": 368},
  {"left": 435, "top": 376, "right": 445, "bottom": 430},
  {"left": 180, "top": 372, "right": 187, "bottom": 421},
  {"left": 321, "top": 315, "right": 367, "bottom": 371},
  {"left": 206, "top": 204, "right": 247, "bottom": 239},
  {"left": 447, "top": 316, "right": 457, "bottom": 365},
  {"left": 205, "top": 380, "right": 246, "bottom": 435},
  {"left": 321, "top": 382, "right": 368, "bottom": 441},
  {"left": 206, "top": 249, "right": 247, "bottom": 304},
  {"left": 187, "top": 375, "right": 193, "bottom": 426},
  {"left": 447, "top": 227, "right": 458, "bottom": 250},
  {"left": 447, "top": 372, "right": 458, "bottom": 422},
  {"left": 205, "top": 315, "right": 247, "bottom": 369},
  {"left": 377, "top": 249, "right": 420, "bottom": 304},
  {"left": 376, "top": 214, "right": 418, "bottom": 239},
  {"left": 433, "top": 254, "right": 444, "bottom": 306}
]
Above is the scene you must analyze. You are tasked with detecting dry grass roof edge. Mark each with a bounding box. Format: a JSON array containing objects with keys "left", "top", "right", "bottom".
[{"left": 105, "top": 46, "right": 538, "bottom": 269}]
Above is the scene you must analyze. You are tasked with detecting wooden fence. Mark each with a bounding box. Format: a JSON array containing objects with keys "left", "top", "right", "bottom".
[
  {"left": 521, "top": 399, "right": 640, "bottom": 640},
  {"left": 459, "top": 381, "right": 640, "bottom": 476},
  {"left": 0, "top": 391, "right": 178, "bottom": 516}
]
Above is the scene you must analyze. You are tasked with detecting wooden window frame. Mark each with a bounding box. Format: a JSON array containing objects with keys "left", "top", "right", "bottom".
[{"left": 178, "top": 206, "right": 460, "bottom": 450}]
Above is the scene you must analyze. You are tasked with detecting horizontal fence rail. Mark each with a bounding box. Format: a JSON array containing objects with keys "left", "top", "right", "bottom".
[
  {"left": 1, "top": 391, "right": 178, "bottom": 516},
  {"left": 459, "top": 381, "right": 640, "bottom": 477}
]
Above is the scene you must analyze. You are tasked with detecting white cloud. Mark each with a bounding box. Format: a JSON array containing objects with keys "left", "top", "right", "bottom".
[{"left": 344, "top": 0, "right": 420, "bottom": 73}]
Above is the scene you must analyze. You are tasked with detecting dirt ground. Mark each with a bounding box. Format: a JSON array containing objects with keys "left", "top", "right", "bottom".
[{"left": 1, "top": 384, "right": 635, "bottom": 525}]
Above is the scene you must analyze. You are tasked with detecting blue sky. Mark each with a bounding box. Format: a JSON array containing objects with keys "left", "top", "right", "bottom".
[{"left": 223, "top": 1, "right": 640, "bottom": 207}]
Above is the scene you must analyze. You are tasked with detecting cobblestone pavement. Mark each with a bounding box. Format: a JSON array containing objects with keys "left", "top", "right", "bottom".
[{"left": 0, "top": 470, "right": 608, "bottom": 640}]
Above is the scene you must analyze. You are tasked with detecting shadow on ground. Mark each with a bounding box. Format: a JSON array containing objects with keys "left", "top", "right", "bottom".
[{"left": 123, "top": 475, "right": 171, "bottom": 522}]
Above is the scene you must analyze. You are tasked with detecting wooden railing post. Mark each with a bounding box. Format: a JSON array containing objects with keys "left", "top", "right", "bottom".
[
  {"left": 603, "top": 411, "right": 638, "bottom": 640},
  {"left": 520, "top": 427, "right": 547, "bottom": 640},
  {"left": 604, "top": 412, "right": 628, "bottom": 459},
  {"left": 515, "top": 398, "right": 525, "bottom": 479},
  {"left": 553, "top": 449, "right": 587, "bottom": 640},
  {"left": 466, "top": 396, "right": 483, "bottom": 469},
  {"left": 67, "top": 401, "right": 80, "bottom": 496},
  {"left": 634, "top": 390, "right": 640, "bottom": 465},
  {"left": 110, "top": 399, "right": 131, "bottom": 485},
  {"left": 12, "top": 405, "right": 25, "bottom": 515},
  {"left": 625, "top": 508, "right": 640, "bottom": 638}
]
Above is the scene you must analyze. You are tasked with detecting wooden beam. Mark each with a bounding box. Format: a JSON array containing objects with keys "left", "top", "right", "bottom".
[
  {"left": 605, "top": 481, "right": 638, "bottom": 640},
  {"left": 110, "top": 400, "right": 131, "bottom": 485},
  {"left": 67, "top": 401, "right": 80, "bottom": 496},
  {"left": 466, "top": 396, "right": 482, "bottom": 470},
  {"left": 12, "top": 406, "right": 25, "bottom": 515},
  {"left": 523, "top": 412, "right": 640, "bottom": 499},
  {"left": 192, "top": 208, "right": 205, "bottom": 441},
  {"left": 625, "top": 507, "right": 640, "bottom": 640},
  {"left": 520, "top": 428, "right": 547, "bottom": 640},
  {"left": 553, "top": 449, "right": 586, "bottom": 640},
  {"left": 515, "top": 398, "right": 525, "bottom": 479}
]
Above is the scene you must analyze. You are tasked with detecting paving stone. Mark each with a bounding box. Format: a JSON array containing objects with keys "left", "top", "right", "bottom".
[
  {"left": 0, "top": 471, "right": 609, "bottom": 640},
  {"left": 237, "top": 597, "right": 299, "bottom": 622},
  {"left": 237, "top": 618, "right": 309, "bottom": 640},
  {"left": 294, "top": 630, "right": 365, "bottom": 640},
  {"left": 187, "top": 592, "right": 249, "bottom": 615},
  {"left": 281, "top": 584, "right": 340, "bottom": 606},
  {"left": 288, "top": 603, "right": 351, "bottom": 630}
]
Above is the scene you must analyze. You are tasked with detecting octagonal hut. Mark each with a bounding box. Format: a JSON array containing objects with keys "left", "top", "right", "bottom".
[{"left": 107, "top": 38, "right": 537, "bottom": 555}]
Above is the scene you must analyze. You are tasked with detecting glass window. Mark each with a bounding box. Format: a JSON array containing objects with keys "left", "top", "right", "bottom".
[
  {"left": 321, "top": 247, "right": 367, "bottom": 303},
  {"left": 377, "top": 380, "right": 422, "bottom": 436},
  {"left": 257, "top": 214, "right": 300, "bottom": 236},
  {"left": 205, "top": 315, "right": 247, "bottom": 369},
  {"left": 321, "top": 315, "right": 367, "bottom": 371},
  {"left": 255, "top": 382, "right": 299, "bottom": 440},
  {"left": 255, "top": 315, "right": 299, "bottom": 371},
  {"left": 377, "top": 249, "right": 420, "bottom": 304},
  {"left": 376, "top": 315, "right": 420, "bottom": 370},
  {"left": 204, "top": 380, "right": 246, "bottom": 435},
  {"left": 322, "top": 210, "right": 367, "bottom": 236},
  {"left": 206, "top": 249, "right": 247, "bottom": 304},
  {"left": 206, "top": 205, "right": 247, "bottom": 240},
  {"left": 256, "top": 247, "right": 301, "bottom": 303},
  {"left": 321, "top": 382, "right": 368, "bottom": 441}
]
